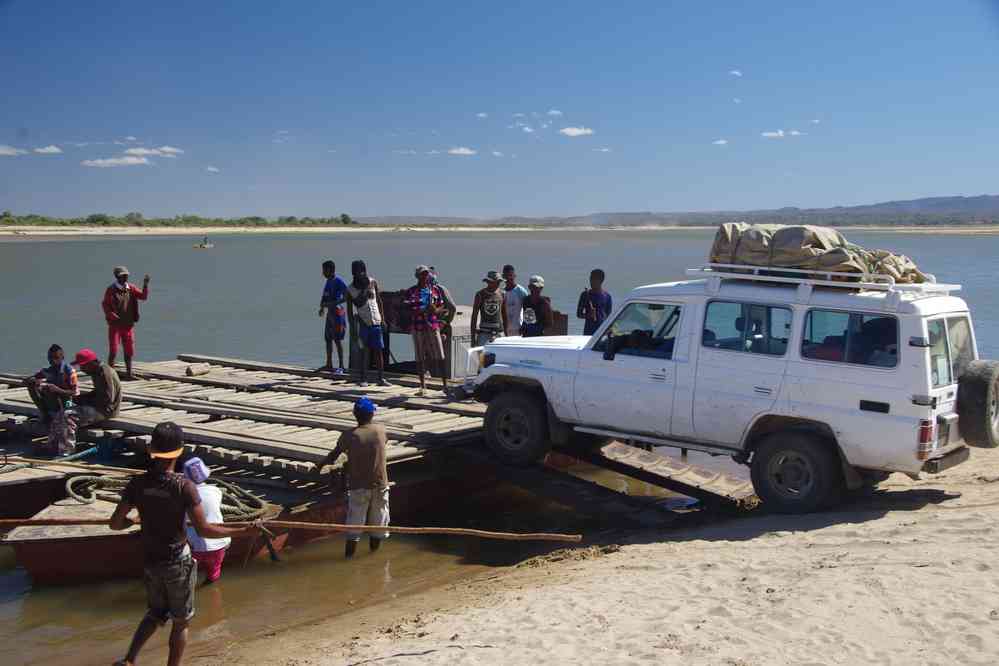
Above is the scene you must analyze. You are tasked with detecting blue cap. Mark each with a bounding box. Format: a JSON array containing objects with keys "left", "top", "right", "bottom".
[{"left": 355, "top": 397, "right": 377, "bottom": 415}]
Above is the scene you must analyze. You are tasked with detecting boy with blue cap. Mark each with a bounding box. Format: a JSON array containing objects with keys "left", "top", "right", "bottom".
[{"left": 324, "top": 396, "right": 390, "bottom": 558}]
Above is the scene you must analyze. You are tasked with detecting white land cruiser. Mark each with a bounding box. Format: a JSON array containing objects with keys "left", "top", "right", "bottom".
[{"left": 465, "top": 264, "right": 999, "bottom": 513}]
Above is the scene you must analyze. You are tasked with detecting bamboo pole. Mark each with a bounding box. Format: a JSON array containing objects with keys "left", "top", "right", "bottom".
[{"left": 0, "top": 518, "right": 583, "bottom": 543}]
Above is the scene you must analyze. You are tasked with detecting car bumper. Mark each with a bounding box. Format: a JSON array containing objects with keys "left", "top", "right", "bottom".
[{"left": 922, "top": 445, "right": 970, "bottom": 474}]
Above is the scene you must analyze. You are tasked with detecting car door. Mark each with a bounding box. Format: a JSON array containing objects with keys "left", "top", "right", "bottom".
[
  {"left": 572, "top": 301, "right": 682, "bottom": 437},
  {"left": 692, "top": 300, "right": 792, "bottom": 445}
]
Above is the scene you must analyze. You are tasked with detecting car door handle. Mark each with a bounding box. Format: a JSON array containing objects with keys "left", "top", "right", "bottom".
[
  {"left": 753, "top": 386, "right": 772, "bottom": 396},
  {"left": 649, "top": 371, "right": 668, "bottom": 382},
  {"left": 860, "top": 400, "right": 890, "bottom": 414}
]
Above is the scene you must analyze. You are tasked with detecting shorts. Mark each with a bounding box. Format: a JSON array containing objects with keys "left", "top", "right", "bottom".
[
  {"left": 412, "top": 328, "right": 444, "bottom": 363},
  {"left": 358, "top": 323, "right": 385, "bottom": 351},
  {"left": 192, "top": 548, "right": 227, "bottom": 583},
  {"left": 346, "top": 487, "right": 390, "bottom": 541},
  {"left": 108, "top": 324, "right": 135, "bottom": 357},
  {"left": 475, "top": 330, "right": 503, "bottom": 347},
  {"left": 143, "top": 551, "right": 197, "bottom": 624},
  {"left": 325, "top": 313, "right": 347, "bottom": 343}
]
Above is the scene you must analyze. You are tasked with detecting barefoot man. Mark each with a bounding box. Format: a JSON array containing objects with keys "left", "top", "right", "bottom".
[
  {"left": 102, "top": 266, "right": 150, "bottom": 379},
  {"left": 111, "top": 422, "right": 255, "bottom": 666}
]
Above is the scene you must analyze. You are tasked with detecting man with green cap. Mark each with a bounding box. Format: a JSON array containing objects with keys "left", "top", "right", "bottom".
[
  {"left": 324, "top": 396, "right": 390, "bottom": 559},
  {"left": 110, "top": 422, "right": 255, "bottom": 666}
]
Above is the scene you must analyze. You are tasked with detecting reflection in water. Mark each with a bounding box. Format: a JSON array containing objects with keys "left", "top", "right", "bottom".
[{"left": 1, "top": 480, "right": 594, "bottom": 666}]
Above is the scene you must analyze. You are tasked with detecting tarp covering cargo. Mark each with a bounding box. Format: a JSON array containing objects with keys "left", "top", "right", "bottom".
[{"left": 709, "top": 223, "right": 927, "bottom": 284}]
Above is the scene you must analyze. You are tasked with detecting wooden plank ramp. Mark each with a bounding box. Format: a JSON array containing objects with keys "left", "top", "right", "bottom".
[{"left": 0, "top": 359, "right": 485, "bottom": 472}]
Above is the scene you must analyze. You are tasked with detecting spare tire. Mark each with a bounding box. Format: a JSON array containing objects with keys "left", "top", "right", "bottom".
[{"left": 957, "top": 360, "right": 999, "bottom": 448}]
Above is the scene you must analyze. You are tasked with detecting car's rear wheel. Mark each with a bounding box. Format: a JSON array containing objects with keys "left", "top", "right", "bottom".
[
  {"left": 750, "top": 431, "right": 843, "bottom": 513},
  {"left": 484, "top": 391, "right": 551, "bottom": 465},
  {"left": 957, "top": 360, "right": 999, "bottom": 448}
]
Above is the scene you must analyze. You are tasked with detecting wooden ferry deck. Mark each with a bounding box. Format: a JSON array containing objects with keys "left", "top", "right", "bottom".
[
  {"left": 0, "top": 355, "right": 484, "bottom": 477},
  {"left": 1, "top": 353, "right": 756, "bottom": 507}
]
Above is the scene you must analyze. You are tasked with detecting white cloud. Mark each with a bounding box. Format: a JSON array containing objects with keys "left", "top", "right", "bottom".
[
  {"left": 712, "top": 139, "right": 728, "bottom": 145},
  {"left": 733, "top": 97, "right": 742, "bottom": 104},
  {"left": 592, "top": 147, "right": 612, "bottom": 153},
  {"left": 124, "top": 145, "right": 184, "bottom": 158},
  {"left": 448, "top": 146, "right": 477, "bottom": 156},
  {"left": 426, "top": 150, "right": 442, "bottom": 155},
  {"left": 513, "top": 113, "right": 525, "bottom": 118},
  {"left": 522, "top": 126, "right": 534, "bottom": 133},
  {"left": 789, "top": 130, "right": 806, "bottom": 136},
  {"left": 476, "top": 112, "right": 488, "bottom": 118},
  {"left": 0, "top": 145, "right": 27, "bottom": 156},
  {"left": 491, "top": 151, "right": 504, "bottom": 157},
  {"left": 205, "top": 166, "right": 220, "bottom": 173},
  {"left": 328, "top": 149, "right": 337, "bottom": 153},
  {"left": 81, "top": 156, "right": 150, "bottom": 168},
  {"left": 811, "top": 118, "right": 821, "bottom": 124},
  {"left": 33, "top": 145, "right": 63, "bottom": 154},
  {"left": 547, "top": 109, "right": 563, "bottom": 116},
  {"left": 124, "top": 136, "right": 138, "bottom": 142},
  {"left": 392, "top": 149, "right": 417, "bottom": 155},
  {"left": 559, "top": 126, "right": 594, "bottom": 137},
  {"left": 761, "top": 130, "right": 785, "bottom": 139},
  {"left": 541, "top": 122, "right": 550, "bottom": 129},
  {"left": 729, "top": 69, "right": 743, "bottom": 77}
]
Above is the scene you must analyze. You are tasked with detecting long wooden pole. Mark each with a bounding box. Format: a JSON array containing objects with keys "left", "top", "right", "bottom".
[{"left": 0, "top": 518, "right": 583, "bottom": 543}]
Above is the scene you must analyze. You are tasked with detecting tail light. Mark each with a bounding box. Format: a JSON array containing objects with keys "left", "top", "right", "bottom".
[
  {"left": 917, "top": 419, "right": 936, "bottom": 460},
  {"left": 482, "top": 352, "right": 496, "bottom": 368}
]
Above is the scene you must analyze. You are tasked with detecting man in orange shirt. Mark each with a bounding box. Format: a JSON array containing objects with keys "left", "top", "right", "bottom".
[{"left": 102, "top": 266, "right": 150, "bottom": 379}]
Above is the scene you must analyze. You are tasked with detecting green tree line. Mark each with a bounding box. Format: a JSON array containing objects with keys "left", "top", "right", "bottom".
[{"left": 0, "top": 211, "right": 357, "bottom": 227}]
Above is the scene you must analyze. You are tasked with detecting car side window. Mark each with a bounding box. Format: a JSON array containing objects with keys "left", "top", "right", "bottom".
[
  {"left": 593, "top": 302, "right": 681, "bottom": 360},
  {"left": 702, "top": 301, "right": 791, "bottom": 356},
  {"left": 802, "top": 310, "right": 898, "bottom": 368}
]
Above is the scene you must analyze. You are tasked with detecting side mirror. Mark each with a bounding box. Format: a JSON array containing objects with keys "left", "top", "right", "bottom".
[{"left": 602, "top": 335, "right": 619, "bottom": 361}]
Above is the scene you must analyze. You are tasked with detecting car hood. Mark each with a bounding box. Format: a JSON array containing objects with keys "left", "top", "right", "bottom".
[{"left": 486, "top": 335, "right": 592, "bottom": 352}]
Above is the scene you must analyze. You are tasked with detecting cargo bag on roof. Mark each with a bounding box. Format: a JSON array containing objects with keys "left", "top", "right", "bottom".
[{"left": 708, "top": 223, "right": 927, "bottom": 284}]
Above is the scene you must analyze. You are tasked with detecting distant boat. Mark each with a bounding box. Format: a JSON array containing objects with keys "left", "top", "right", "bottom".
[{"left": 193, "top": 243, "right": 214, "bottom": 249}]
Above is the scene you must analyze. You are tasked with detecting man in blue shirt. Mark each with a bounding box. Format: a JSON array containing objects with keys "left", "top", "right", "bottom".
[
  {"left": 577, "top": 268, "right": 613, "bottom": 336},
  {"left": 319, "top": 260, "right": 349, "bottom": 374}
]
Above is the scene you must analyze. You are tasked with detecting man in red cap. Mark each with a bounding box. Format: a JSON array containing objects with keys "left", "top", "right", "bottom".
[
  {"left": 102, "top": 265, "right": 150, "bottom": 379},
  {"left": 111, "top": 422, "right": 255, "bottom": 666},
  {"left": 71, "top": 348, "right": 122, "bottom": 434}
]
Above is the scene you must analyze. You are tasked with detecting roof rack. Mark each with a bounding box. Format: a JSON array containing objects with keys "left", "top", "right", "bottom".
[{"left": 686, "top": 263, "right": 960, "bottom": 303}]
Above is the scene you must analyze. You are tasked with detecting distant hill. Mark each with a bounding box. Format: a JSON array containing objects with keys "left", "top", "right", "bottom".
[{"left": 358, "top": 195, "right": 999, "bottom": 227}]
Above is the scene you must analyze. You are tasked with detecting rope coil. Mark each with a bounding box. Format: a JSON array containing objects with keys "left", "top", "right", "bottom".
[{"left": 66, "top": 475, "right": 269, "bottom": 520}]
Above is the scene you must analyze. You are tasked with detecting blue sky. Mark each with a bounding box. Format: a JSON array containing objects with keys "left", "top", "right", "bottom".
[{"left": 2, "top": 0, "right": 998, "bottom": 218}]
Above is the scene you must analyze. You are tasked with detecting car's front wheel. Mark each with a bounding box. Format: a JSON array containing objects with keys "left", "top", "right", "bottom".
[
  {"left": 750, "top": 431, "right": 843, "bottom": 513},
  {"left": 484, "top": 391, "right": 552, "bottom": 465}
]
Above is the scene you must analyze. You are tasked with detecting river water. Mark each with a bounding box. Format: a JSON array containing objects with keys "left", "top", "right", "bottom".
[{"left": 1, "top": 228, "right": 998, "bottom": 664}]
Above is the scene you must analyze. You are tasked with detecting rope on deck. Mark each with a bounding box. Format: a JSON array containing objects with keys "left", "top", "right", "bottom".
[
  {"left": 65, "top": 474, "right": 269, "bottom": 520},
  {"left": 0, "top": 446, "right": 98, "bottom": 475}
]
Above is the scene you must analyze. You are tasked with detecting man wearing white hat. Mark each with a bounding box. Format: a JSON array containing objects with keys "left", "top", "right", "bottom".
[{"left": 521, "top": 275, "right": 553, "bottom": 337}]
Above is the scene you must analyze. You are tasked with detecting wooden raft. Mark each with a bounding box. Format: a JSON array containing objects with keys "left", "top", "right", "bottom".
[{"left": 0, "top": 355, "right": 486, "bottom": 476}]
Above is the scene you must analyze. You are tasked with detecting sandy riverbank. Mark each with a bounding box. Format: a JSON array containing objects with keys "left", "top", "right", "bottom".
[
  {"left": 4, "top": 224, "right": 999, "bottom": 238},
  {"left": 201, "top": 446, "right": 999, "bottom": 665}
]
